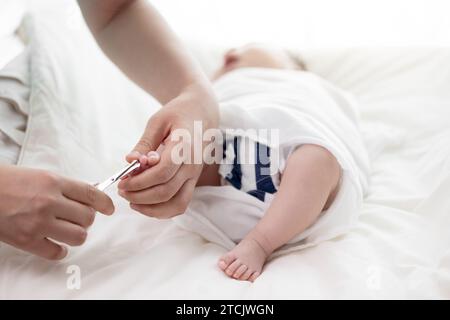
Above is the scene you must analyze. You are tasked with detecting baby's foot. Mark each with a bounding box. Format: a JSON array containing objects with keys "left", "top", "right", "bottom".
[{"left": 218, "top": 236, "right": 269, "bottom": 282}]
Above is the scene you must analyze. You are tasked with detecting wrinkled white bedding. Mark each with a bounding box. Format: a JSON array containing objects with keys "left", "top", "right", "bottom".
[{"left": 0, "top": 10, "right": 450, "bottom": 299}]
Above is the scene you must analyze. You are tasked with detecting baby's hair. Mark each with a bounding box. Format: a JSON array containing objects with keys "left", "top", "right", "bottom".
[{"left": 285, "top": 50, "right": 307, "bottom": 71}]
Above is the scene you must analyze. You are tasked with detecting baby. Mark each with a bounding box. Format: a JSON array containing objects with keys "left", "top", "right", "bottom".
[
  {"left": 126, "top": 44, "right": 367, "bottom": 282},
  {"left": 194, "top": 44, "right": 343, "bottom": 282}
]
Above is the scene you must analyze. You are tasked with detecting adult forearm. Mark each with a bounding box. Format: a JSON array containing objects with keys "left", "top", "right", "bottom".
[{"left": 78, "top": 0, "right": 209, "bottom": 104}]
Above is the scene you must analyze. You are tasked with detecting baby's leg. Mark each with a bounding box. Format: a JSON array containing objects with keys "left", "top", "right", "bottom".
[{"left": 218, "top": 144, "right": 341, "bottom": 282}]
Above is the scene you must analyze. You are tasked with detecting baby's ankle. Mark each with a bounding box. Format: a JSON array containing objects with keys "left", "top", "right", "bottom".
[{"left": 246, "top": 228, "right": 275, "bottom": 257}]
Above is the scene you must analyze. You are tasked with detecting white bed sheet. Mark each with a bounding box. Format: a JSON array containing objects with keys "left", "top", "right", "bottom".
[{"left": 0, "top": 7, "right": 449, "bottom": 299}]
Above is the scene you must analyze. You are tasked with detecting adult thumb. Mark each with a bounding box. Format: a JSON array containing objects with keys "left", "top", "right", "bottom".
[{"left": 126, "top": 115, "right": 168, "bottom": 163}]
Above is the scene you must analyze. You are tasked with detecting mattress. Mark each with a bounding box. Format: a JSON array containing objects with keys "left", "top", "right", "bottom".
[{"left": 0, "top": 9, "right": 449, "bottom": 299}]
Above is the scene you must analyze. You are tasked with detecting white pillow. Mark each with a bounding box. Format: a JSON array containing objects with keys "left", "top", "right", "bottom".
[
  {"left": 0, "top": 0, "right": 26, "bottom": 69},
  {"left": 0, "top": 0, "right": 26, "bottom": 38}
]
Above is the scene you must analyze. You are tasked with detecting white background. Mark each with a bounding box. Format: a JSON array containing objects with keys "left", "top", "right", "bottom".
[
  {"left": 151, "top": 0, "right": 450, "bottom": 47},
  {"left": 2, "top": 0, "right": 450, "bottom": 48}
]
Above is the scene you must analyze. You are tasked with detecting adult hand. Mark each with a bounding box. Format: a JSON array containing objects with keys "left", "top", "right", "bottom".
[
  {"left": 118, "top": 82, "right": 219, "bottom": 219},
  {"left": 0, "top": 166, "right": 114, "bottom": 260},
  {"left": 78, "top": 0, "right": 220, "bottom": 218}
]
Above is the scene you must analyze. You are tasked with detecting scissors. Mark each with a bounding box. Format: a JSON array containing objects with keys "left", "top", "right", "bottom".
[{"left": 96, "top": 160, "right": 141, "bottom": 191}]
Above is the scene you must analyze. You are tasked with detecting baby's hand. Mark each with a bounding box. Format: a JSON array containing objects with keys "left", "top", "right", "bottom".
[{"left": 120, "top": 150, "right": 160, "bottom": 180}]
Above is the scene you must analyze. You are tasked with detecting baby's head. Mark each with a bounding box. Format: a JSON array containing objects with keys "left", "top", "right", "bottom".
[{"left": 212, "top": 43, "right": 305, "bottom": 80}]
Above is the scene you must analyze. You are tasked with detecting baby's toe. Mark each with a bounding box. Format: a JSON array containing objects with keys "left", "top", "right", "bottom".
[
  {"left": 225, "top": 259, "right": 242, "bottom": 277},
  {"left": 233, "top": 264, "right": 248, "bottom": 279},
  {"left": 218, "top": 260, "right": 227, "bottom": 271},
  {"left": 240, "top": 268, "right": 254, "bottom": 281},
  {"left": 249, "top": 271, "right": 260, "bottom": 282},
  {"left": 218, "top": 252, "right": 237, "bottom": 271}
]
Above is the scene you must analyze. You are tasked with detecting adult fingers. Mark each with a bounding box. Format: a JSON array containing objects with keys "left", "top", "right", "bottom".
[
  {"left": 46, "top": 219, "right": 88, "bottom": 247},
  {"left": 119, "top": 164, "right": 188, "bottom": 205},
  {"left": 27, "top": 238, "right": 68, "bottom": 261},
  {"left": 61, "top": 178, "right": 114, "bottom": 215},
  {"left": 123, "top": 151, "right": 161, "bottom": 178},
  {"left": 130, "top": 177, "right": 196, "bottom": 219},
  {"left": 126, "top": 114, "right": 169, "bottom": 163},
  {"left": 56, "top": 198, "right": 96, "bottom": 228},
  {"left": 119, "top": 140, "right": 182, "bottom": 192}
]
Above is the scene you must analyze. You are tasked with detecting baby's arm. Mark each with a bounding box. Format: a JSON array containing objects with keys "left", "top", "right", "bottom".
[
  {"left": 219, "top": 144, "right": 341, "bottom": 281},
  {"left": 250, "top": 144, "right": 341, "bottom": 254}
]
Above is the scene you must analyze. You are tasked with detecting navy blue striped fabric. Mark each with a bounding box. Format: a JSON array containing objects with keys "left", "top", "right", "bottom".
[
  {"left": 223, "top": 137, "right": 277, "bottom": 202},
  {"left": 225, "top": 136, "right": 242, "bottom": 190},
  {"left": 247, "top": 189, "right": 266, "bottom": 202},
  {"left": 255, "top": 142, "right": 276, "bottom": 194}
]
